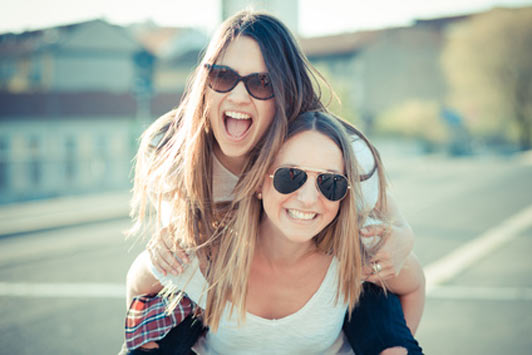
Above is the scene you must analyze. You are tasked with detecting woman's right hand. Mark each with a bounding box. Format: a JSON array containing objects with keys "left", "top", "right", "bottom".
[{"left": 146, "top": 227, "right": 190, "bottom": 276}]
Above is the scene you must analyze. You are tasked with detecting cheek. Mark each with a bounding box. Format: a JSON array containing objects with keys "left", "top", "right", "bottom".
[
  {"left": 205, "top": 90, "right": 220, "bottom": 114},
  {"left": 261, "top": 184, "right": 283, "bottom": 215},
  {"left": 205, "top": 92, "right": 222, "bottom": 127},
  {"left": 257, "top": 100, "right": 276, "bottom": 126},
  {"left": 324, "top": 202, "right": 341, "bottom": 222}
]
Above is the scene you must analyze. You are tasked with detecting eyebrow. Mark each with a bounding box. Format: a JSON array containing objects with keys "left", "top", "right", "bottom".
[{"left": 212, "top": 64, "right": 269, "bottom": 75}]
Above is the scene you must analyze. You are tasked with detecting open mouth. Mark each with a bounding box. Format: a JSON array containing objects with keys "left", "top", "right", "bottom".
[{"left": 224, "top": 111, "right": 252, "bottom": 139}]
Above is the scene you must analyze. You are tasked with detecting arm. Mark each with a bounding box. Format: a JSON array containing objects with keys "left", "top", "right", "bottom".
[
  {"left": 127, "top": 249, "right": 205, "bottom": 308},
  {"left": 385, "top": 253, "right": 426, "bottom": 335},
  {"left": 363, "top": 190, "right": 415, "bottom": 282},
  {"left": 126, "top": 204, "right": 190, "bottom": 306},
  {"left": 126, "top": 250, "right": 163, "bottom": 307}
]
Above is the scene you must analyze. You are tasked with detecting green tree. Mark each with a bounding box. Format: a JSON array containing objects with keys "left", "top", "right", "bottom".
[
  {"left": 374, "top": 100, "right": 449, "bottom": 151},
  {"left": 442, "top": 7, "right": 532, "bottom": 149},
  {"left": 312, "top": 64, "right": 362, "bottom": 128}
]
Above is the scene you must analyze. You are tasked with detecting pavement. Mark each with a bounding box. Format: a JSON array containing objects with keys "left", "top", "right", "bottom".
[
  {"left": 1, "top": 149, "right": 532, "bottom": 354},
  {"left": 0, "top": 191, "right": 131, "bottom": 237}
]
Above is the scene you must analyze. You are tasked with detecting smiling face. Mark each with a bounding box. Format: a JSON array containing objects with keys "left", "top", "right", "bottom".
[
  {"left": 260, "top": 130, "right": 345, "bottom": 244},
  {"left": 205, "top": 35, "right": 276, "bottom": 174}
]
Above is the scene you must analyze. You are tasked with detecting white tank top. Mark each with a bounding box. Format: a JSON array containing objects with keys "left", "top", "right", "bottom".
[
  {"left": 152, "top": 135, "right": 380, "bottom": 353},
  {"left": 147, "top": 253, "right": 354, "bottom": 355}
]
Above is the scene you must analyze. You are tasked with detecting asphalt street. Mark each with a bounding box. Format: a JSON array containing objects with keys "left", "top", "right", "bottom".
[{"left": 1, "top": 151, "right": 531, "bottom": 355}]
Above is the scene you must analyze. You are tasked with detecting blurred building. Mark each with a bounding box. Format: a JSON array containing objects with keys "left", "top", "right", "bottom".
[
  {"left": 300, "top": 14, "right": 469, "bottom": 133},
  {"left": 222, "top": 0, "right": 299, "bottom": 34},
  {"left": 0, "top": 6, "right": 518, "bottom": 204},
  {"left": 0, "top": 19, "right": 146, "bottom": 93},
  {"left": 129, "top": 22, "right": 209, "bottom": 101},
  {"left": 0, "top": 19, "right": 199, "bottom": 204}
]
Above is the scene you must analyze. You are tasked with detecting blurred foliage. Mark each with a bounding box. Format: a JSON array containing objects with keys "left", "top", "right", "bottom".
[
  {"left": 374, "top": 100, "right": 449, "bottom": 150},
  {"left": 442, "top": 7, "right": 532, "bottom": 150},
  {"left": 312, "top": 64, "right": 362, "bottom": 128}
]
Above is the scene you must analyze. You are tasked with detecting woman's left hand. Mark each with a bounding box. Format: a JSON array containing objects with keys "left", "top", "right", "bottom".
[
  {"left": 363, "top": 251, "right": 397, "bottom": 283},
  {"left": 360, "top": 224, "right": 409, "bottom": 283}
]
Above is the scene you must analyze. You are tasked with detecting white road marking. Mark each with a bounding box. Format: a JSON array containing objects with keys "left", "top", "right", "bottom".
[
  {"left": 428, "top": 285, "right": 532, "bottom": 301},
  {"left": 0, "top": 282, "right": 125, "bottom": 298},
  {"left": 424, "top": 204, "right": 532, "bottom": 294},
  {"left": 1, "top": 282, "right": 531, "bottom": 302},
  {"left": 1, "top": 206, "right": 531, "bottom": 301}
]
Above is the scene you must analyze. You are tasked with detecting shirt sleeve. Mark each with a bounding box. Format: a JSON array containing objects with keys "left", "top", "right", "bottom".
[
  {"left": 352, "top": 136, "right": 379, "bottom": 213},
  {"left": 144, "top": 251, "right": 208, "bottom": 308}
]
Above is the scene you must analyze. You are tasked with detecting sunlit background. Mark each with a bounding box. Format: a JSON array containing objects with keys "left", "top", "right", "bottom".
[{"left": 1, "top": 1, "right": 531, "bottom": 354}]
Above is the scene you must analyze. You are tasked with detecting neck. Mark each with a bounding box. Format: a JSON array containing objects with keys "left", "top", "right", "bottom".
[
  {"left": 257, "top": 218, "right": 318, "bottom": 266},
  {"left": 213, "top": 144, "right": 246, "bottom": 176}
]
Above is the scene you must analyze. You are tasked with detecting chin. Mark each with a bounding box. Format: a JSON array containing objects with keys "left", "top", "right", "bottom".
[{"left": 283, "top": 230, "right": 318, "bottom": 244}]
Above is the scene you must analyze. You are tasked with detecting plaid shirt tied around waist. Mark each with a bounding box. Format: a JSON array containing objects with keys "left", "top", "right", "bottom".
[{"left": 125, "top": 293, "right": 197, "bottom": 350}]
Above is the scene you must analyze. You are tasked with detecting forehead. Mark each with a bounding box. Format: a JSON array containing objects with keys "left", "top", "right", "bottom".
[
  {"left": 216, "top": 36, "right": 268, "bottom": 75},
  {"left": 274, "top": 131, "right": 344, "bottom": 173}
]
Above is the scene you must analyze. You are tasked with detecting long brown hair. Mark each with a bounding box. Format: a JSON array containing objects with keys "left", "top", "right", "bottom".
[{"left": 128, "top": 10, "right": 327, "bottom": 246}]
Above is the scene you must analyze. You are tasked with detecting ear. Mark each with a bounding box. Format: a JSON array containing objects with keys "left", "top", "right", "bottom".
[{"left": 256, "top": 182, "right": 264, "bottom": 199}]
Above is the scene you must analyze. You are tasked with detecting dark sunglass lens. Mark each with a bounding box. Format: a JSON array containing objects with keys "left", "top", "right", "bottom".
[
  {"left": 209, "top": 67, "right": 238, "bottom": 92},
  {"left": 274, "top": 168, "right": 307, "bottom": 194},
  {"left": 247, "top": 73, "right": 273, "bottom": 99},
  {"left": 318, "top": 174, "right": 348, "bottom": 201}
]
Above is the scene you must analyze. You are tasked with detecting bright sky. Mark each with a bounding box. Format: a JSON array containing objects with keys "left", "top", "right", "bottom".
[{"left": 2, "top": 0, "right": 531, "bottom": 36}]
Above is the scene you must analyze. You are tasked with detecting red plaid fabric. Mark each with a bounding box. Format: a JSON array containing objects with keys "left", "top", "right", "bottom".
[{"left": 125, "top": 293, "right": 197, "bottom": 350}]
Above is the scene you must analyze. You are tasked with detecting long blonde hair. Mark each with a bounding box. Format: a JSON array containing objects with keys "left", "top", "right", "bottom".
[{"left": 200, "top": 111, "right": 388, "bottom": 330}]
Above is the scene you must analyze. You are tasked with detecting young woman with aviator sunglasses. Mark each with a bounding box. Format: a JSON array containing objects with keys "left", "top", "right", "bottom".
[
  {"left": 124, "top": 10, "right": 424, "bottom": 355},
  {"left": 126, "top": 112, "right": 424, "bottom": 354}
]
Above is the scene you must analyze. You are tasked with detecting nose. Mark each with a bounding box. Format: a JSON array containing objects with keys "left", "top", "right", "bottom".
[
  {"left": 295, "top": 178, "right": 320, "bottom": 206},
  {"left": 227, "top": 80, "right": 251, "bottom": 104}
]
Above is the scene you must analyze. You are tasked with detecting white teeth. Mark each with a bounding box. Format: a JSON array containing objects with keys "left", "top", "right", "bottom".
[
  {"left": 287, "top": 209, "right": 316, "bottom": 220},
  {"left": 225, "top": 111, "right": 251, "bottom": 120}
]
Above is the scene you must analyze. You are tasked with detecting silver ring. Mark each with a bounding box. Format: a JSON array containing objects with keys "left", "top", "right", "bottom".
[{"left": 372, "top": 262, "right": 382, "bottom": 274}]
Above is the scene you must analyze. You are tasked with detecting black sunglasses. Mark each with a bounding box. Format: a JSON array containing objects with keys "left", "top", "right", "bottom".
[
  {"left": 204, "top": 64, "right": 274, "bottom": 100},
  {"left": 269, "top": 167, "right": 350, "bottom": 202}
]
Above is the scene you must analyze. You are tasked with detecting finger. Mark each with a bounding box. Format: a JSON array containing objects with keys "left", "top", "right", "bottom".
[
  {"left": 156, "top": 230, "right": 186, "bottom": 273},
  {"left": 370, "top": 257, "right": 391, "bottom": 270},
  {"left": 366, "top": 269, "right": 395, "bottom": 283},
  {"left": 365, "top": 274, "right": 384, "bottom": 284},
  {"left": 174, "top": 248, "right": 190, "bottom": 264},
  {"left": 159, "top": 229, "right": 190, "bottom": 264},
  {"left": 146, "top": 243, "right": 166, "bottom": 276},
  {"left": 148, "top": 249, "right": 167, "bottom": 276},
  {"left": 371, "top": 254, "right": 400, "bottom": 277},
  {"left": 159, "top": 229, "right": 175, "bottom": 250},
  {"left": 148, "top": 241, "right": 180, "bottom": 276},
  {"left": 365, "top": 264, "right": 392, "bottom": 283},
  {"left": 156, "top": 247, "right": 184, "bottom": 275},
  {"left": 372, "top": 261, "right": 396, "bottom": 278},
  {"left": 361, "top": 268, "right": 370, "bottom": 280},
  {"left": 366, "top": 263, "right": 396, "bottom": 282},
  {"left": 154, "top": 247, "right": 183, "bottom": 275},
  {"left": 372, "top": 250, "right": 391, "bottom": 261},
  {"left": 360, "top": 224, "right": 386, "bottom": 237}
]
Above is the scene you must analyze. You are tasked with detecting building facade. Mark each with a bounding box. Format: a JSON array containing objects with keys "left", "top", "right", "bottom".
[{"left": 0, "top": 20, "right": 152, "bottom": 204}]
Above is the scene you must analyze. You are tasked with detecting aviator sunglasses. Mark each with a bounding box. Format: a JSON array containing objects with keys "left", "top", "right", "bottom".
[
  {"left": 269, "top": 167, "right": 350, "bottom": 202},
  {"left": 204, "top": 64, "right": 274, "bottom": 100}
]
